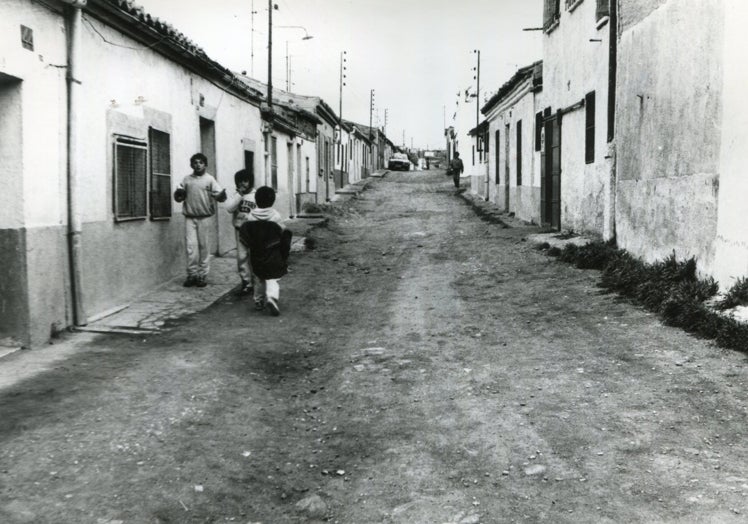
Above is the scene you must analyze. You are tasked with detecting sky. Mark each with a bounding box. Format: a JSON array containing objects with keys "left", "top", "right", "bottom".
[{"left": 140, "top": 0, "right": 543, "bottom": 150}]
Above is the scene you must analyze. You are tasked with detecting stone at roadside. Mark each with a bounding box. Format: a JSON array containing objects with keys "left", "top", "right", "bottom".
[
  {"left": 295, "top": 494, "right": 327, "bottom": 519},
  {"left": 524, "top": 464, "right": 547, "bottom": 476}
]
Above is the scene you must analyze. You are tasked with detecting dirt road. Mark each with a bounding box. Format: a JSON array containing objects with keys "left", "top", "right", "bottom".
[{"left": 1, "top": 170, "right": 747, "bottom": 523}]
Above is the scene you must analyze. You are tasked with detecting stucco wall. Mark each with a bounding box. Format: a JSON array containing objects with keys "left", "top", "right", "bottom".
[
  {"left": 543, "top": 0, "right": 611, "bottom": 235},
  {"left": 615, "top": 0, "right": 724, "bottom": 271},
  {"left": 713, "top": 0, "right": 748, "bottom": 287}
]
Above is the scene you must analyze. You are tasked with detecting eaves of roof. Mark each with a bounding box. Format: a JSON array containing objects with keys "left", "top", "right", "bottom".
[
  {"left": 468, "top": 120, "right": 489, "bottom": 136},
  {"left": 481, "top": 60, "right": 543, "bottom": 115},
  {"left": 87, "top": 0, "right": 264, "bottom": 104}
]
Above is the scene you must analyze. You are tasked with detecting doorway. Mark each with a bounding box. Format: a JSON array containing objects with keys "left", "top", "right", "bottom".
[
  {"left": 541, "top": 109, "right": 561, "bottom": 230},
  {"left": 199, "top": 117, "right": 218, "bottom": 252}
]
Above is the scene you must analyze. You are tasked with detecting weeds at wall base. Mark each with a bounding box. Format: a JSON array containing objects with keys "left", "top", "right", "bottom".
[{"left": 537, "top": 241, "right": 748, "bottom": 354}]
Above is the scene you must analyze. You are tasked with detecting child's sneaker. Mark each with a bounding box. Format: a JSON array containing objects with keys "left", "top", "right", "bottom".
[
  {"left": 195, "top": 276, "right": 207, "bottom": 288},
  {"left": 266, "top": 297, "right": 280, "bottom": 316},
  {"left": 241, "top": 280, "right": 253, "bottom": 295},
  {"left": 183, "top": 276, "right": 197, "bottom": 287},
  {"left": 254, "top": 299, "right": 265, "bottom": 311}
]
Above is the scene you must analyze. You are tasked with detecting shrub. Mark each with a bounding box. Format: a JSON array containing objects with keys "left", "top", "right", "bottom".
[
  {"left": 551, "top": 244, "right": 744, "bottom": 353},
  {"left": 716, "top": 277, "right": 748, "bottom": 310}
]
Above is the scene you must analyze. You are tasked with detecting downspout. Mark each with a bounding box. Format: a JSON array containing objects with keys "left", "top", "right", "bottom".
[{"left": 62, "top": 0, "right": 87, "bottom": 327}]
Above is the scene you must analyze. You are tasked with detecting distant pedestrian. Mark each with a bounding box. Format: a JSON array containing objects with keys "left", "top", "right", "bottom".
[
  {"left": 239, "top": 186, "right": 292, "bottom": 316},
  {"left": 173, "top": 153, "right": 227, "bottom": 288},
  {"left": 226, "top": 169, "right": 257, "bottom": 294},
  {"left": 448, "top": 152, "right": 464, "bottom": 188}
]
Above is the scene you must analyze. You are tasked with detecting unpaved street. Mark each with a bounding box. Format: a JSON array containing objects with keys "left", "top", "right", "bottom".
[{"left": 1, "top": 170, "right": 747, "bottom": 523}]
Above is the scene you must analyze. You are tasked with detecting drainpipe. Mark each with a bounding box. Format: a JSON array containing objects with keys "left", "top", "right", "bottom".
[{"left": 62, "top": 0, "right": 87, "bottom": 326}]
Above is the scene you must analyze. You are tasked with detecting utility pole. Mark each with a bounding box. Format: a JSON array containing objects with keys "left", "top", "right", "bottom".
[
  {"left": 369, "top": 89, "right": 374, "bottom": 141},
  {"left": 339, "top": 51, "right": 347, "bottom": 122},
  {"left": 402, "top": 129, "right": 405, "bottom": 148},
  {"left": 267, "top": 0, "right": 273, "bottom": 110},
  {"left": 251, "top": 0, "right": 257, "bottom": 76},
  {"left": 384, "top": 108, "right": 388, "bottom": 136},
  {"left": 285, "top": 40, "right": 289, "bottom": 90},
  {"left": 473, "top": 49, "right": 480, "bottom": 129}
]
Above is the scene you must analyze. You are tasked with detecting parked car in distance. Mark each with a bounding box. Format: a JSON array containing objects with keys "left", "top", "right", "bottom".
[{"left": 388, "top": 153, "right": 410, "bottom": 171}]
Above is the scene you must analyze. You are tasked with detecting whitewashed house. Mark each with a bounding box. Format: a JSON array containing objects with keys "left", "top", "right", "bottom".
[
  {"left": 0, "top": 0, "right": 266, "bottom": 347},
  {"left": 615, "top": 0, "right": 748, "bottom": 287},
  {"left": 541, "top": 0, "right": 614, "bottom": 234},
  {"left": 480, "top": 61, "right": 544, "bottom": 223}
]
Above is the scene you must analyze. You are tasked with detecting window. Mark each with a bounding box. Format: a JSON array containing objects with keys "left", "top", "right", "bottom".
[
  {"left": 543, "top": 0, "right": 560, "bottom": 30},
  {"left": 535, "top": 112, "right": 543, "bottom": 151},
  {"left": 271, "top": 136, "right": 278, "bottom": 189},
  {"left": 244, "top": 150, "right": 255, "bottom": 186},
  {"left": 494, "top": 129, "right": 500, "bottom": 184},
  {"left": 305, "top": 156, "right": 310, "bottom": 192},
  {"left": 114, "top": 136, "right": 148, "bottom": 221},
  {"left": 148, "top": 128, "right": 171, "bottom": 219},
  {"left": 20, "top": 25, "right": 33, "bottom": 51},
  {"left": 585, "top": 91, "right": 595, "bottom": 164},
  {"left": 516, "top": 120, "right": 523, "bottom": 186},
  {"left": 596, "top": 0, "right": 609, "bottom": 21}
]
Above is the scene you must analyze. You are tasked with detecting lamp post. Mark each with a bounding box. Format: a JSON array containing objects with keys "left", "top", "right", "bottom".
[{"left": 276, "top": 26, "right": 313, "bottom": 92}]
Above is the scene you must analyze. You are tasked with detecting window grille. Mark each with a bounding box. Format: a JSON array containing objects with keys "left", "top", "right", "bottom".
[
  {"left": 114, "top": 136, "right": 147, "bottom": 221},
  {"left": 535, "top": 112, "right": 543, "bottom": 151},
  {"left": 149, "top": 128, "right": 171, "bottom": 219},
  {"left": 585, "top": 91, "right": 596, "bottom": 164}
]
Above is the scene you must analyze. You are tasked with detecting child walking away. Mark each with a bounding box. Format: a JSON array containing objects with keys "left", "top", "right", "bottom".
[
  {"left": 174, "top": 153, "right": 227, "bottom": 287},
  {"left": 238, "top": 186, "right": 292, "bottom": 316},
  {"left": 226, "top": 169, "right": 257, "bottom": 294}
]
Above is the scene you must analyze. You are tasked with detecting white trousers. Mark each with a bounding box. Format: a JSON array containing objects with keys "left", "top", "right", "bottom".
[
  {"left": 254, "top": 277, "right": 280, "bottom": 302},
  {"left": 185, "top": 216, "right": 211, "bottom": 277},
  {"left": 234, "top": 230, "right": 254, "bottom": 284}
]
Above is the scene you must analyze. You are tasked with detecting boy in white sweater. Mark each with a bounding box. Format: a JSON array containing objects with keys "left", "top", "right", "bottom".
[
  {"left": 173, "top": 153, "right": 227, "bottom": 287},
  {"left": 238, "top": 186, "right": 292, "bottom": 316}
]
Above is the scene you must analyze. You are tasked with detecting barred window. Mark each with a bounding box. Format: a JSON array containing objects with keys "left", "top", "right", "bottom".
[
  {"left": 149, "top": 128, "right": 171, "bottom": 219},
  {"left": 114, "top": 136, "right": 147, "bottom": 221}
]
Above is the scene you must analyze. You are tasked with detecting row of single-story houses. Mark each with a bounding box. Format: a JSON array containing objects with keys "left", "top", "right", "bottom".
[
  {"left": 0, "top": 0, "right": 396, "bottom": 347},
  {"left": 449, "top": 0, "right": 747, "bottom": 293}
]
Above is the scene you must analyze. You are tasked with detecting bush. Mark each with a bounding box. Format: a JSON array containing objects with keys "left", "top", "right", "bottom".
[
  {"left": 549, "top": 242, "right": 745, "bottom": 353},
  {"left": 716, "top": 277, "right": 748, "bottom": 310}
]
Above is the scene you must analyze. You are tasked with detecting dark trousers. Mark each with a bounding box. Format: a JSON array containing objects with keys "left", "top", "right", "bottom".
[{"left": 453, "top": 171, "right": 460, "bottom": 188}]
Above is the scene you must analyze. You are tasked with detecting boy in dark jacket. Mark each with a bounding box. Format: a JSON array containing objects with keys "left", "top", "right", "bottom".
[{"left": 238, "top": 186, "right": 292, "bottom": 316}]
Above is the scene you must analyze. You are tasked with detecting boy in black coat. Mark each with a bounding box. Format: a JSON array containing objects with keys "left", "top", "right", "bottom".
[{"left": 238, "top": 186, "right": 292, "bottom": 316}]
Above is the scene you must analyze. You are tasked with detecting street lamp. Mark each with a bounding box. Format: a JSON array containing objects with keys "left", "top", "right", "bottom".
[{"left": 276, "top": 26, "right": 314, "bottom": 91}]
